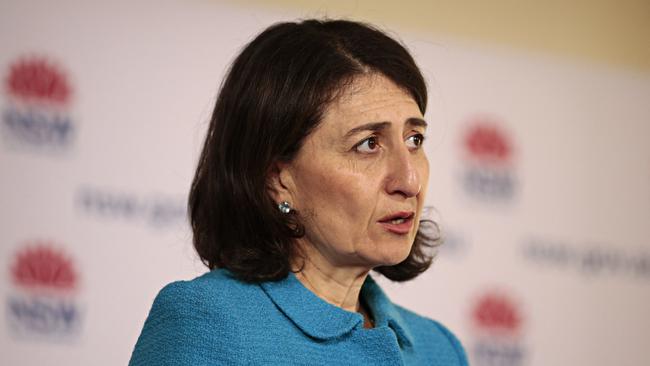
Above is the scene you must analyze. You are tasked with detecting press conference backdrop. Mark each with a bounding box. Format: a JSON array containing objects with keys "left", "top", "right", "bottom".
[{"left": 1, "top": 1, "right": 649, "bottom": 365}]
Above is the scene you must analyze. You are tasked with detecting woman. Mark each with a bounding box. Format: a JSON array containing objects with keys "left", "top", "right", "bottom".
[{"left": 130, "top": 19, "right": 468, "bottom": 365}]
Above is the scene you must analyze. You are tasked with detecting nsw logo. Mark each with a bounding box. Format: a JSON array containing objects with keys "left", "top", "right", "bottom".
[
  {"left": 6, "top": 242, "right": 83, "bottom": 340},
  {"left": 460, "top": 118, "right": 516, "bottom": 201},
  {"left": 2, "top": 56, "right": 76, "bottom": 150},
  {"left": 469, "top": 290, "right": 527, "bottom": 366}
]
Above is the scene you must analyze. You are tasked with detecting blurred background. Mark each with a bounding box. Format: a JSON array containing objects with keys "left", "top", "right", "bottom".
[{"left": 1, "top": 0, "right": 649, "bottom": 365}]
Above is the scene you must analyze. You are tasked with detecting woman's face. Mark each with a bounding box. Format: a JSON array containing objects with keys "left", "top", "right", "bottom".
[{"left": 279, "top": 74, "right": 429, "bottom": 270}]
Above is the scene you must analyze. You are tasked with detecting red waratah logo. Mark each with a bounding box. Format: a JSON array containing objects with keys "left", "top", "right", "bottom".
[
  {"left": 464, "top": 120, "right": 512, "bottom": 164},
  {"left": 472, "top": 292, "right": 522, "bottom": 336},
  {"left": 460, "top": 118, "right": 516, "bottom": 200},
  {"left": 10, "top": 243, "right": 78, "bottom": 292},
  {"left": 5, "top": 57, "right": 71, "bottom": 106}
]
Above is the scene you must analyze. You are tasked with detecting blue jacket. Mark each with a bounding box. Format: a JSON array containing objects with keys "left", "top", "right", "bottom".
[{"left": 129, "top": 268, "right": 468, "bottom": 365}]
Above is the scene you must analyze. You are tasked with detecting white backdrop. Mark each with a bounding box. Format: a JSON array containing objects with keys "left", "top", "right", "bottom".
[{"left": 1, "top": 1, "right": 649, "bottom": 365}]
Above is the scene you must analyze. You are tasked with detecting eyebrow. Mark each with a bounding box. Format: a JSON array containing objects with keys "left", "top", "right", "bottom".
[
  {"left": 407, "top": 117, "right": 428, "bottom": 128},
  {"left": 344, "top": 118, "right": 428, "bottom": 138}
]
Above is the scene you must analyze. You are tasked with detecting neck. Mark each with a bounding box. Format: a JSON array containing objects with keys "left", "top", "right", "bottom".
[{"left": 291, "top": 243, "right": 370, "bottom": 314}]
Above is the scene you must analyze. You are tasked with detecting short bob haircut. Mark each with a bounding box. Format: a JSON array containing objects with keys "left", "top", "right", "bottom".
[{"left": 189, "top": 19, "right": 439, "bottom": 283}]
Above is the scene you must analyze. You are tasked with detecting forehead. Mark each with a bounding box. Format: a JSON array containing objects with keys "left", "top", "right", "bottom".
[{"left": 321, "top": 74, "right": 422, "bottom": 131}]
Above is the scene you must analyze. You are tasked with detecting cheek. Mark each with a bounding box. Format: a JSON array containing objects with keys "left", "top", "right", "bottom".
[
  {"left": 295, "top": 161, "right": 374, "bottom": 217},
  {"left": 291, "top": 158, "right": 383, "bottom": 248}
]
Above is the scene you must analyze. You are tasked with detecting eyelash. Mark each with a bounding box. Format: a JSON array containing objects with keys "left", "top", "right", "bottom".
[{"left": 354, "top": 133, "right": 426, "bottom": 153}]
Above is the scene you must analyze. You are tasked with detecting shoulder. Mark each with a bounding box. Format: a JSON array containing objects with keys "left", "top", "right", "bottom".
[
  {"left": 129, "top": 269, "right": 262, "bottom": 365},
  {"left": 144, "top": 268, "right": 260, "bottom": 322},
  {"left": 394, "top": 304, "right": 469, "bottom": 366}
]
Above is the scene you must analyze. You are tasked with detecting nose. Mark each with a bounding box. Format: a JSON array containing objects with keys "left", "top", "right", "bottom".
[{"left": 384, "top": 147, "right": 421, "bottom": 198}]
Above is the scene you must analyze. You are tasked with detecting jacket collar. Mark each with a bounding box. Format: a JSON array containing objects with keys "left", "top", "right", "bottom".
[
  {"left": 259, "top": 272, "right": 413, "bottom": 347},
  {"left": 361, "top": 274, "right": 414, "bottom": 348}
]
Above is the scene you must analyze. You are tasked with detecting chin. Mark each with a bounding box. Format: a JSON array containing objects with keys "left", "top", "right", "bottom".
[{"left": 368, "top": 240, "right": 413, "bottom": 267}]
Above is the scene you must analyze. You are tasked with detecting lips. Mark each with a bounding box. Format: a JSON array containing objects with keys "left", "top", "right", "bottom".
[{"left": 378, "top": 211, "right": 415, "bottom": 234}]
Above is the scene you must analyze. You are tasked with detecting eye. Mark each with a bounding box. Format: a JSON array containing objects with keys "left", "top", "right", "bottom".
[
  {"left": 355, "top": 136, "right": 380, "bottom": 153},
  {"left": 405, "top": 133, "right": 425, "bottom": 149}
]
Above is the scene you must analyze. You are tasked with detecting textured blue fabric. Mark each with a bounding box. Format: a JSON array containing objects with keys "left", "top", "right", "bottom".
[{"left": 129, "top": 269, "right": 468, "bottom": 365}]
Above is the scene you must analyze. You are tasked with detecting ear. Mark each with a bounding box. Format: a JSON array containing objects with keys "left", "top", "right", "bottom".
[{"left": 266, "top": 161, "right": 296, "bottom": 204}]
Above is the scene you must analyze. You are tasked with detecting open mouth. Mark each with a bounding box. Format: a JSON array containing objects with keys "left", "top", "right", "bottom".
[
  {"left": 389, "top": 217, "right": 408, "bottom": 224},
  {"left": 378, "top": 211, "right": 415, "bottom": 234}
]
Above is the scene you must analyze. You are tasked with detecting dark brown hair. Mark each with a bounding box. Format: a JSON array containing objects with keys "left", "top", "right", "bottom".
[{"left": 189, "top": 19, "right": 439, "bottom": 283}]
